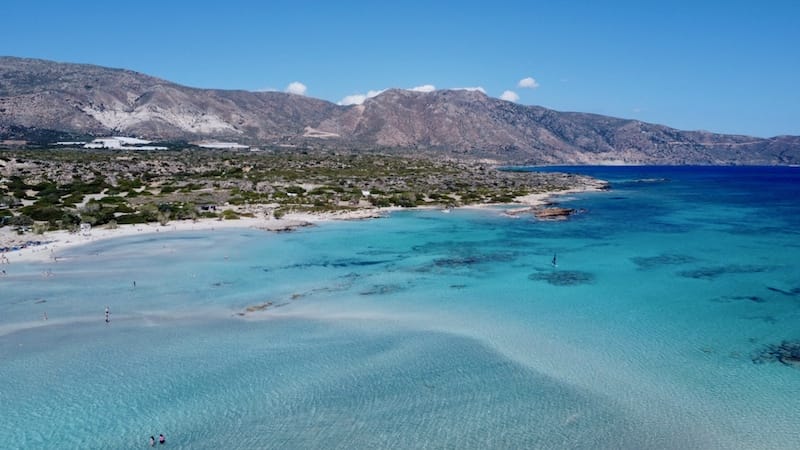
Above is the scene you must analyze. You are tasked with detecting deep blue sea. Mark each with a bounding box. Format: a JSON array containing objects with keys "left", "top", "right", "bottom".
[{"left": 1, "top": 166, "right": 799, "bottom": 449}]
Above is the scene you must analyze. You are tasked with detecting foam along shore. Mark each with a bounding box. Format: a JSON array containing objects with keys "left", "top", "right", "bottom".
[{"left": 0, "top": 209, "right": 388, "bottom": 264}]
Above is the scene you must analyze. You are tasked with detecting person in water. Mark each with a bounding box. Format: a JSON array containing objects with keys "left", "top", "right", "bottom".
[
  {"left": 149, "top": 436, "right": 155, "bottom": 447},
  {"left": 159, "top": 434, "right": 165, "bottom": 445}
]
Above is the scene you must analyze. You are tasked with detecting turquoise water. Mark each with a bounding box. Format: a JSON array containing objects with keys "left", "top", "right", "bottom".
[{"left": 1, "top": 166, "right": 799, "bottom": 449}]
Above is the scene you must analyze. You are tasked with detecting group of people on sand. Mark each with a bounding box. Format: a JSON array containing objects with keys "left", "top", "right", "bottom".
[{"left": 149, "top": 434, "right": 166, "bottom": 446}]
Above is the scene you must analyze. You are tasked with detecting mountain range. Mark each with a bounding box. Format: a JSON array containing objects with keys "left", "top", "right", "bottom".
[{"left": 1, "top": 56, "right": 798, "bottom": 165}]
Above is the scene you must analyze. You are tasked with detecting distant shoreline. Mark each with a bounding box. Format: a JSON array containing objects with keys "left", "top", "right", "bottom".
[{"left": 0, "top": 182, "right": 606, "bottom": 264}]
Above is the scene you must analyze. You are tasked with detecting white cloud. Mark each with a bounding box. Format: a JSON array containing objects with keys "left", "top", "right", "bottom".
[
  {"left": 338, "top": 89, "right": 386, "bottom": 106},
  {"left": 500, "top": 90, "right": 520, "bottom": 102},
  {"left": 518, "top": 77, "right": 539, "bottom": 89},
  {"left": 409, "top": 84, "right": 436, "bottom": 92},
  {"left": 285, "top": 81, "right": 307, "bottom": 96},
  {"left": 452, "top": 86, "right": 486, "bottom": 94},
  {"left": 339, "top": 94, "right": 367, "bottom": 106}
]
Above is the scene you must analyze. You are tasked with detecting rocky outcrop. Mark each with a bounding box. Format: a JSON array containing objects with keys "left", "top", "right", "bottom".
[
  {"left": 752, "top": 341, "right": 800, "bottom": 368},
  {"left": 534, "top": 207, "right": 578, "bottom": 220}
]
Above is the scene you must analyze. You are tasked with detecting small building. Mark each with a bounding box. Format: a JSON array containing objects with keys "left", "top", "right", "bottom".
[
  {"left": 85, "top": 138, "right": 124, "bottom": 149},
  {"left": 197, "top": 204, "right": 217, "bottom": 212},
  {"left": 83, "top": 137, "right": 165, "bottom": 150},
  {"left": 196, "top": 141, "right": 250, "bottom": 150},
  {"left": 80, "top": 223, "right": 92, "bottom": 236}
]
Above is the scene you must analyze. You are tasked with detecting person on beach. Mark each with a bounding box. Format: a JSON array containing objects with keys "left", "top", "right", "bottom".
[
  {"left": 150, "top": 436, "right": 156, "bottom": 447},
  {"left": 159, "top": 434, "right": 165, "bottom": 444}
]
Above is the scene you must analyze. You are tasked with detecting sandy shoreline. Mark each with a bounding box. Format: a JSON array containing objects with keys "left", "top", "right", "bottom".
[
  {"left": 0, "top": 208, "right": 394, "bottom": 263},
  {"left": 499, "top": 181, "right": 608, "bottom": 217},
  {"left": 0, "top": 183, "right": 604, "bottom": 264}
]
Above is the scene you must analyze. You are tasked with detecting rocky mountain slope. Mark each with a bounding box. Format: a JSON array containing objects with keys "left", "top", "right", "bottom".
[{"left": 1, "top": 57, "right": 798, "bottom": 164}]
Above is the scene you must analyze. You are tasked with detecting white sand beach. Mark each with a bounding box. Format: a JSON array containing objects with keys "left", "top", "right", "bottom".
[
  {"left": 0, "top": 181, "right": 605, "bottom": 264},
  {"left": 0, "top": 209, "right": 389, "bottom": 264}
]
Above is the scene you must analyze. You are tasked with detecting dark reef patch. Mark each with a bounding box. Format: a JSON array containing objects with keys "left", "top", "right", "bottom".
[
  {"left": 528, "top": 270, "right": 595, "bottom": 286},
  {"left": 752, "top": 341, "right": 800, "bottom": 368},
  {"left": 631, "top": 253, "right": 698, "bottom": 270},
  {"left": 359, "top": 284, "right": 407, "bottom": 296},
  {"left": 678, "top": 264, "right": 771, "bottom": 280},
  {"left": 413, "top": 251, "right": 518, "bottom": 275},
  {"left": 279, "top": 258, "right": 394, "bottom": 270},
  {"left": 236, "top": 301, "right": 275, "bottom": 316},
  {"left": 767, "top": 286, "right": 800, "bottom": 297},
  {"left": 433, "top": 251, "right": 516, "bottom": 268},
  {"left": 711, "top": 295, "right": 766, "bottom": 304},
  {"left": 255, "top": 257, "right": 394, "bottom": 272}
]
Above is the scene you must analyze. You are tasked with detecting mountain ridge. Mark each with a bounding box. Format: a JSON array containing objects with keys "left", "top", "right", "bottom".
[{"left": 1, "top": 56, "right": 798, "bottom": 164}]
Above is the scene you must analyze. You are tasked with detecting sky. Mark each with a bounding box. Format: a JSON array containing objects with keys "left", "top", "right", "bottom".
[{"left": 2, "top": 0, "right": 798, "bottom": 137}]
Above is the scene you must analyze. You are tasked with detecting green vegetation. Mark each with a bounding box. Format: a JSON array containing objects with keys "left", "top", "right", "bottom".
[{"left": 0, "top": 147, "right": 593, "bottom": 232}]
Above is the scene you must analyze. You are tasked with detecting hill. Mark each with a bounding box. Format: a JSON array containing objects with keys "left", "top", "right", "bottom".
[{"left": 1, "top": 57, "right": 798, "bottom": 164}]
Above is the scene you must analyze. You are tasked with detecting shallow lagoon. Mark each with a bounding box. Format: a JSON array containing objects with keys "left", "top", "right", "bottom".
[{"left": 1, "top": 166, "right": 799, "bottom": 449}]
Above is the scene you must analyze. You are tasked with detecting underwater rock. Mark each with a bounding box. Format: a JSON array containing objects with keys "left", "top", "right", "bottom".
[
  {"left": 534, "top": 207, "right": 577, "bottom": 220},
  {"left": 678, "top": 264, "right": 770, "bottom": 280},
  {"left": 281, "top": 258, "right": 392, "bottom": 270},
  {"left": 631, "top": 253, "right": 698, "bottom": 270},
  {"left": 434, "top": 256, "right": 481, "bottom": 267},
  {"left": 434, "top": 252, "right": 517, "bottom": 268},
  {"left": 528, "top": 270, "right": 595, "bottom": 286},
  {"left": 237, "top": 301, "right": 274, "bottom": 315},
  {"left": 752, "top": 341, "right": 800, "bottom": 368},
  {"left": 712, "top": 295, "right": 766, "bottom": 304},
  {"left": 360, "top": 284, "right": 405, "bottom": 295},
  {"left": 767, "top": 286, "right": 800, "bottom": 296}
]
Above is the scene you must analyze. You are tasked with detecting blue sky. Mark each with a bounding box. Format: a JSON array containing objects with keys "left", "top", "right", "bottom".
[{"left": 2, "top": 0, "right": 798, "bottom": 137}]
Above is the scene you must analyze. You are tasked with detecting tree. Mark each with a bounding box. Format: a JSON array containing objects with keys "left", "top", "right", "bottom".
[{"left": 9, "top": 214, "right": 33, "bottom": 231}]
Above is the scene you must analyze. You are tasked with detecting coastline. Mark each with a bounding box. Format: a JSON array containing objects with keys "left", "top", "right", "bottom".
[
  {"left": 0, "top": 182, "right": 604, "bottom": 264},
  {"left": 0, "top": 208, "right": 393, "bottom": 264}
]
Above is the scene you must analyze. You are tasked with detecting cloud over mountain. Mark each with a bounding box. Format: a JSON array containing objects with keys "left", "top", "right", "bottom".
[
  {"left": 286, "top": 81, "right": 307, "bottom": 96},
  {"left": 500, "top": 90, "right": 519, "bottom": 102},
  {"left": 1, "top": 57, "right": 798, "bottom": 165}
]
